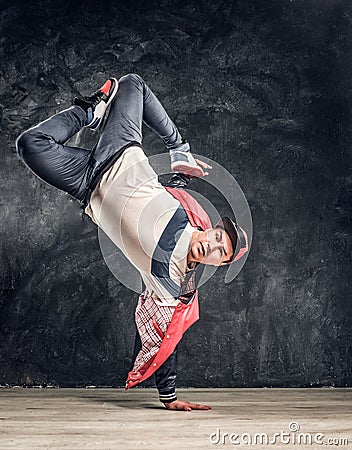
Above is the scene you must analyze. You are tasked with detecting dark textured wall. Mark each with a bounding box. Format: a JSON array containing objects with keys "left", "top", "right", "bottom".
[{"left": 1, "top": 0, "right": 351, "bottom": 388}]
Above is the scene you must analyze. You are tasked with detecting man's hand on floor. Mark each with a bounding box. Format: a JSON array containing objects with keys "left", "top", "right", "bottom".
[{"left": 163, "top": 399, "right": 212, "bottom": 411}]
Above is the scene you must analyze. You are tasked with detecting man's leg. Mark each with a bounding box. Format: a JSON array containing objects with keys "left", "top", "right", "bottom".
[
  {"left": 93, "top": 73, "right": 184, "bottom": 165},
  {"left": 16, "top": 79, "right": 118, "bottom": 202},
  {"left": 16, "top": 106, "right": 90, "bottom": 201},
  {"left": 93, "top": 73, "right": 203, "bottom": 177}
]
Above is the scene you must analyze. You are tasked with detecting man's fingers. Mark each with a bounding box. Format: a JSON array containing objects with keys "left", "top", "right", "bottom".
[
  {"left": 195, "top": 158, "right": 212, "bottom": 169},
  {"left": 164, "top": 399, "right": 212, "bottom": 411},
  {"left": 187, "top": 402, "right": 212, "bottom": 410}
]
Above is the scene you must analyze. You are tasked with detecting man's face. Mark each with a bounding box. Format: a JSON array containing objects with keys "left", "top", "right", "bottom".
[{"left": 188, "top": 227, "right": 234, "bottom": 266}]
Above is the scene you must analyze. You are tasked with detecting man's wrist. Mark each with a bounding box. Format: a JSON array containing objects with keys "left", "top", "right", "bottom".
[
  {"left": 159, "top": 390, "right": 177, "bottom": 403},
  {"left": 169, "top": 139, "right": 190, "bottom": 152},
  {"left": 163, "top": 173, "right": 191, "bottom": 189}
]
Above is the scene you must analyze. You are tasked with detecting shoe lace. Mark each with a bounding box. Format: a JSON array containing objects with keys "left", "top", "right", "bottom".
[{"left": 88, "top": 91, "right": 106, "bottom": 109}]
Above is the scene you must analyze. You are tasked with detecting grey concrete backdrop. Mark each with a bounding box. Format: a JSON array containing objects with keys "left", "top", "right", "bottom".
[{"left": 0, "top": 0, "right": 351, "bottom": 387}]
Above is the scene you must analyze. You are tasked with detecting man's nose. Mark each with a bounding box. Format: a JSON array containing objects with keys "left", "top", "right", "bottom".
[
  {"left": 210, "top": 242, "right": 221, "bottom": 253},
  {"left": 207, "top": 242, "right": 220, "bottom": 254}
]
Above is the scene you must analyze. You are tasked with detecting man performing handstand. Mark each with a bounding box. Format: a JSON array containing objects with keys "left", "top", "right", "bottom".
[{"left": 16, "top": 74, "right": 248, "bottom": 411}]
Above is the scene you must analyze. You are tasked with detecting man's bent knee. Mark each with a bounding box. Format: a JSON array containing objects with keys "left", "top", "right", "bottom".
[
  {"left": 119, "top": 73, "right": 144, "bottom": 88},
  {"left": 16, "top": 130, "right": 34, "bottom": 160},
  {"left": 16, "top": 129, "right": 52, "bottom": 161}
]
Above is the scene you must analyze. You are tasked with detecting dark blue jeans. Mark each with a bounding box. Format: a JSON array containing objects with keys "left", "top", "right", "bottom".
[{"left": 16, "top": 73, "right": 183, "bottom": 205}]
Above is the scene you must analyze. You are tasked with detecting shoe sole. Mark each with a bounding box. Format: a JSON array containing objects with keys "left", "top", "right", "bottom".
[{"left": 89, "top": 78, "right": 119, "bottom": 130}]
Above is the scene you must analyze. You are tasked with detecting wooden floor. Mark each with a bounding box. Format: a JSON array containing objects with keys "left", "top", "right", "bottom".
[{"left": 0, "top": 388, "right": 351, "bottom": 449}]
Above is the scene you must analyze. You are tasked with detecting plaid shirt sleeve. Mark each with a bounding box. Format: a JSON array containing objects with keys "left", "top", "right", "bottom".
[{"left": 133, "top": 291, "right": 176, "bottom": 373}]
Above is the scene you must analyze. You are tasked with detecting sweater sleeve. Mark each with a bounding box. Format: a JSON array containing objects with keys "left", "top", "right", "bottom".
[
  {"left": 155, "top": 348, "right": 178, "bottom": 403},
  {"left": 163, "top": 173, "right": 191, "bottom": 189}
]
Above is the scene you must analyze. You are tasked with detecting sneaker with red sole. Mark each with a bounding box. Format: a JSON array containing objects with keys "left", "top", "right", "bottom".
[{"left": 73, "top": 78, "right": 119, "bottom": 130}]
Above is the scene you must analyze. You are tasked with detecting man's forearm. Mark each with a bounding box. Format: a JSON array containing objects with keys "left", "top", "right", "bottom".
[
  {"left": 155, "top": 348, "right": 212, "bottom": 412},
  {"left": 155, "top": 348, "right": 178, "bottom": 403}
]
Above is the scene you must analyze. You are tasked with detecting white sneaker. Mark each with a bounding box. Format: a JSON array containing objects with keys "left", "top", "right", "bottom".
[
  {"left": 73, "top": 78, "right": 119, "bottom": 130},
  {"left": 170, "top": 142, "right": 204, "bottom": 177}
]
